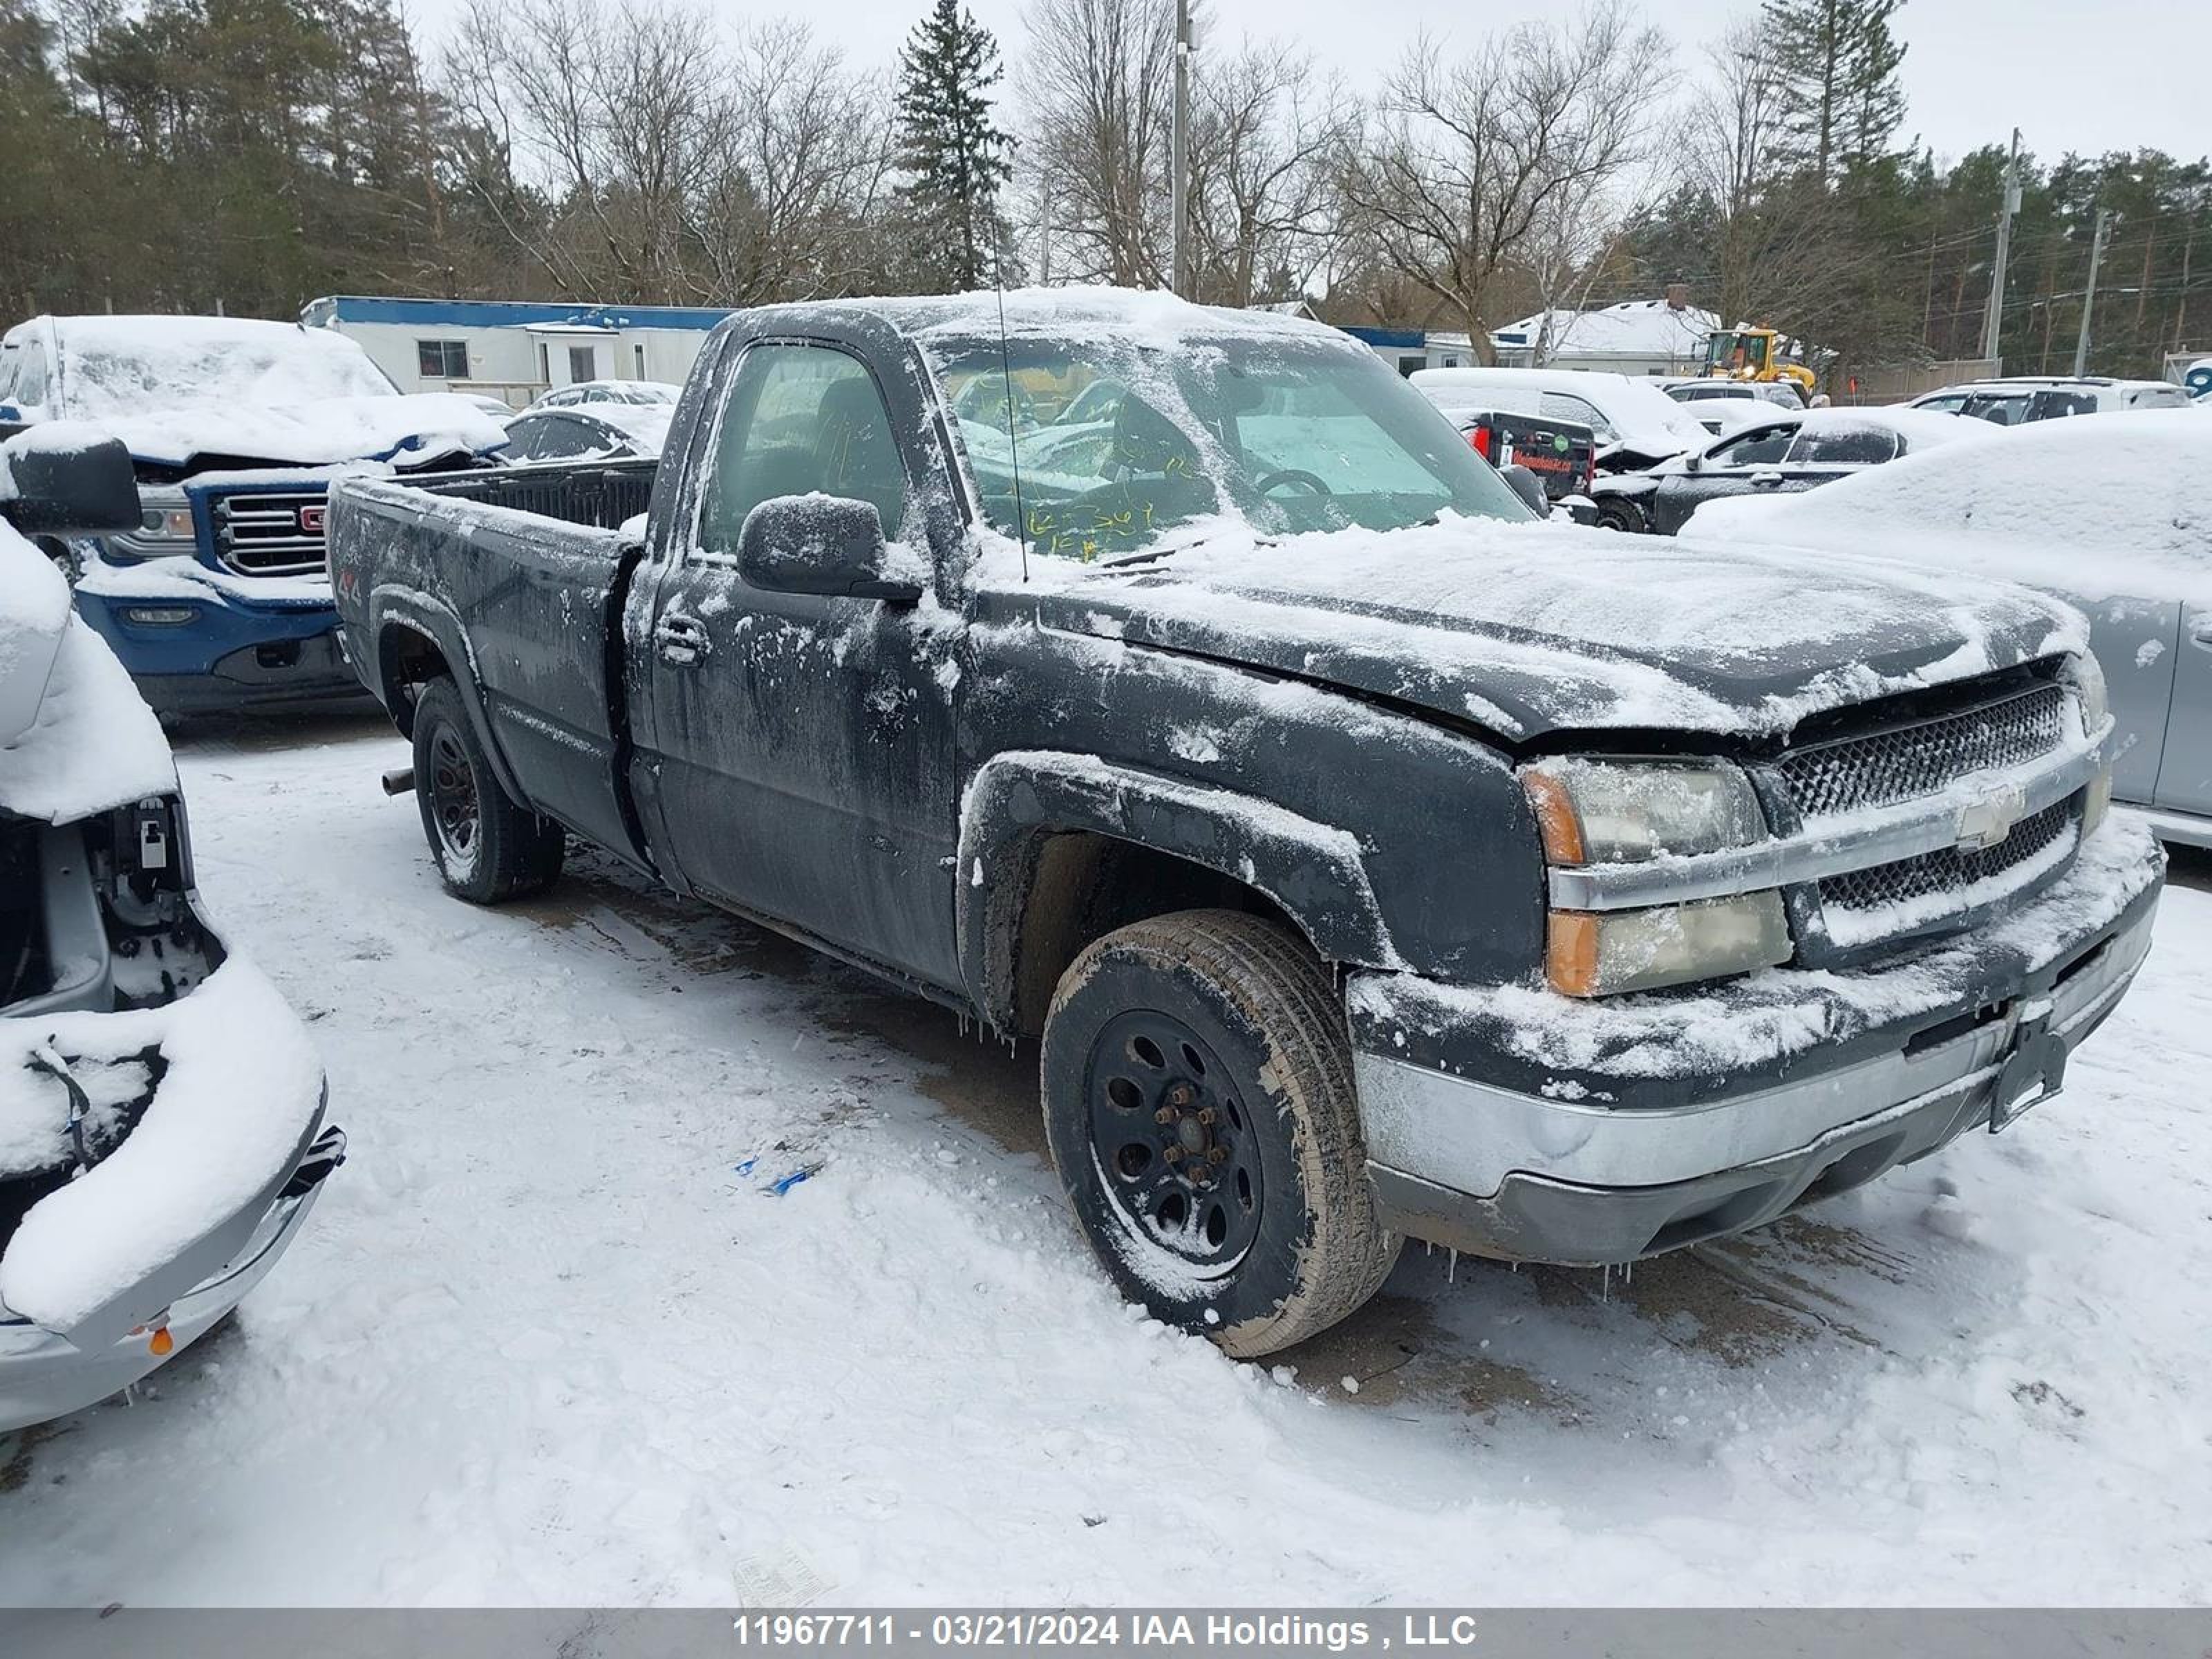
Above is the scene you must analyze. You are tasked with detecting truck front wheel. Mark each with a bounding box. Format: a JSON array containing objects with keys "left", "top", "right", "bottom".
[
  {"left": 411, "top": 676, "right": 565, "bottom": 903},
  {"left": 1041, "top": 910, "right": 1400, "bottom": 1358}
]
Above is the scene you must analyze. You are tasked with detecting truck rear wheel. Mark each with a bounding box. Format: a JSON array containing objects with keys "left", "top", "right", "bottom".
[
  {"left": 1040, "top": 910, "right": 1400, "bottom": 1358},
  {"left": 411, "top": 676, "right": 565, "bottom": 903}
]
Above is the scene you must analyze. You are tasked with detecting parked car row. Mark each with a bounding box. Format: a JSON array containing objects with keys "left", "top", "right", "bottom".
[{"left": 1907, "top": 375, "right": 2194, "bottom": 425}]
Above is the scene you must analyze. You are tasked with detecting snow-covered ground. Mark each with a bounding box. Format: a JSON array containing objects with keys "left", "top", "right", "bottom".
[{"left": 3, "top": 711, "right": 2209, "bottom": 1605}]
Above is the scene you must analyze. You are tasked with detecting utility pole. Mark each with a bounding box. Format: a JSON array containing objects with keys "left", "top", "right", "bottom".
[
  {"left": 1170, "top": 0, "right": 1191, "bottom": 298},
  {"left": 2072, "top": 205, "right": 2112, "bottom": 376},
  {"left": 1979, "top": 127, "right": 2021, "bottom": 368}
]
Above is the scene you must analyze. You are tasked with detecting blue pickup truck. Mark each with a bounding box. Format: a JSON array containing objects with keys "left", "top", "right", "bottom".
[{"left": 0, "top": 313, "right": 507, "bottom": 715}]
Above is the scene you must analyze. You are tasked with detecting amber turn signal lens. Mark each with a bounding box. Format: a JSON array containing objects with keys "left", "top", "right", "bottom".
[
  {"left": 149, "top": 1328, "right": 174, "bottom": 1356},
  {"left": 1521, "top": 771, "right": 1586, "bottom": 865},
  {"left": 1546, "top": 911, "right": 1602, "bottom": 997}
]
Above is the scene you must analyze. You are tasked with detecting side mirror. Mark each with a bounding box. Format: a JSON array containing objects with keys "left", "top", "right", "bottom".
[
  {"left": 737, "top": 494, "right": 921, "bottom": 604},
  {"left": 1683, "top": 451, "right": 1705, "bottom": 474},
  {"left": 3, "top": 434, "right": 141, "bottom": 536},
  {"left": 1498, "top": 464, "right": 1548, "bottom": 518}
]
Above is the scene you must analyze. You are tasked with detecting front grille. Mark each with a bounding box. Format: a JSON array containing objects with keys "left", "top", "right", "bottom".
[
  {"left": 1777, "top": 681, "right": 2068, "bottom": 820},
  {"left": 1817, "top": 798, "right": 2077, "bottom": 937},
  {"left": 211, "top": 490, "right": 327, "bottom": 577}
]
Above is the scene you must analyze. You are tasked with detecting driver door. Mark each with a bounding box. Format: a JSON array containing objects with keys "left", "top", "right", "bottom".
[{"left": 628, "top": 336, "right": 961, "bottom": 986}]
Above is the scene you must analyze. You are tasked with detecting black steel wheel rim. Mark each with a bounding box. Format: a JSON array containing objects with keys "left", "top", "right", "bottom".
[
  {"left": 1086, "top": 1009, "right": 1264, "bottom": 1268},
  {"left": 429, "top": 725, "right": 480, "bottom": 866}
]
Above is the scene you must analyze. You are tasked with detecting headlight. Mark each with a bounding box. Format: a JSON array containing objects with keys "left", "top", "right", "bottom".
[
  {"left": 1521, "top": 759, "right": 1768, "bottom": 864},
  {"left": 1548, "top": 892, "right": 1792, "bottom": 997},
  {"left": 104, "top": 487, "right": 196, "bottom": 561},
  {"left": 1522, "top": 760, "right": 1789, "bottom": 996},
  {"left": 2067, "top": 654, "right": 2113, "bottom": 837},
  {"left": 2068, "top": 651, "right": 2109, "bottom": 735}
]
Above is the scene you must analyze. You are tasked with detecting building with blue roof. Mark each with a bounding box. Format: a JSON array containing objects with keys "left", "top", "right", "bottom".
[{"left": 300, "top": 295, "right": 734, "bottom": 406}]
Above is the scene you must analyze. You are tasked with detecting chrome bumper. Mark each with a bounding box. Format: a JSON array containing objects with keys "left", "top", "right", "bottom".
[{"left": 1353, "top": 867, "right": 2158, "bottom": 1266}]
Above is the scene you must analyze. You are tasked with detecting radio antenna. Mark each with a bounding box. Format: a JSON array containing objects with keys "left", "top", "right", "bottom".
[{"left": 993, "top": 272, "right": 1030, "bottom": 583}]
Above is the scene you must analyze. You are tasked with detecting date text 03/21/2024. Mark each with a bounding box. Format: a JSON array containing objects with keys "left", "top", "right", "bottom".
[{"left": 728, "top": 1613, "right": 1485, "bottom": 1649}]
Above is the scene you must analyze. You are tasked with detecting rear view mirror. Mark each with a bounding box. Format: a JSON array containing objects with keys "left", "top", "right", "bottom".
[
  {"left": 738, "top": 494, "right": 921, "bottom": 604},
  {"left": 3, "top": 435, "right": 141, "bottom": 536},
  {"left": 1498, "top": 464, "right": 1547, "bottom": 518}
]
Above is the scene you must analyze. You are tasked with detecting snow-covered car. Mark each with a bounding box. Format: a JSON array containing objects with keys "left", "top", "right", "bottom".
[
  {"left": 1661, "top": 377, "right": 1807, "bottom": 413},
  {"left": 1588, "top": 406, "right": 1987, "bottom": 535},
  {"left": 0, "top": 314, "right": 509, "bottom": 715},
  {"left": 1690, "top": 412, "right": 2212, "bottom": 845},
  {"left": 1907, "top": 376, "right": 2195, "bottom": 426},
  {"left": 1411, "top": 366, "right": 1711, "bottom": 472},
  {"left": 523, "top": 379, "right": 682, "bottom": 413},
  {"left": 502, "top": 402, "right": 675, "bottom": 463},
  {"left": 0, "top": 429, "right": 341, "bottom": 1433}
]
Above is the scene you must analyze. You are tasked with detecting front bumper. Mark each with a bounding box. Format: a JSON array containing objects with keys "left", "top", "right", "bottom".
[
  {"left": 1349, "top": 818, "right": 2164, "bottom": 1264},
  {"left": 0, "top": 1124, "right": 344, "bottom": 1434},
  {"left": 74, "top": 570, "right": 363, "bottom": 714}
]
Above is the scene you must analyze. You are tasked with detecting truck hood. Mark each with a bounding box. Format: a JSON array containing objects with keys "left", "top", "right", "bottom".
[
  {"left": 91, "top": 393, "right": 510, "bottom": 471},
  {"left": 1009, "top": 516, "right": 2088, "bottom": 743}
]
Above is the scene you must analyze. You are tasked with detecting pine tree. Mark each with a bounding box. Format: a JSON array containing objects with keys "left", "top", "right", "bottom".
[
  {"left": 894, "top": 0, "right": 1015, "bottom": 291},
  {"left": 1761, "top": 0, "right": 1909, "bottom": 184}
]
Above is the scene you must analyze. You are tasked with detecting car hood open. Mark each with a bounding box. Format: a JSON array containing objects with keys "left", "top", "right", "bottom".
[{"left": 1004, "top": 516, "right": 2088, "bottom": 744}]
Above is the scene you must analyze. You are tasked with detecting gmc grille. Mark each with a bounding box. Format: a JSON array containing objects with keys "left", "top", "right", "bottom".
[{"left": 211, "top": 490, "right": 327, "bottom": 577}]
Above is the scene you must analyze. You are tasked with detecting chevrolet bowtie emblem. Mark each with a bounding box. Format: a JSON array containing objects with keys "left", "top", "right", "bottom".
[{"left": 1954, "top": 781, "right": 2029, "bottom": 851}]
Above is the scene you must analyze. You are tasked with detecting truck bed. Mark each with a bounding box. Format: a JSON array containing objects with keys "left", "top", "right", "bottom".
[
  {"left": 395, "top": 458, "right": 659, "bottom": 531},
  {"left": 327, "top": 462, "right": 655, "bottom": 868}
]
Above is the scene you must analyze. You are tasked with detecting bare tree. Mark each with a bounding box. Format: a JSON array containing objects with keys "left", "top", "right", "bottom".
[
  {"left": 1185, "top": 41, "right": 1355, "bottom": 307},
  {"left": 1674, "top": 15, "right": 1873, "bottom": 344},
  {"left": 442, "top": 0, "right": 891, "bottom": 305},
  {"left": 1015, "top": 0, "right": 1176, "bottom": 288},
  {"left": 683, "top": 22, "right": 896, "bottom": 305},
  {"left": 1341, "top": 1, "right": 1667, "bottom": 362}
]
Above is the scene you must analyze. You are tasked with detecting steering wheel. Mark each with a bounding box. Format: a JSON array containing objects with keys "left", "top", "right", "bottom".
[{"left": 1254, "top": 468, "right": 1333, "bottom": 498}]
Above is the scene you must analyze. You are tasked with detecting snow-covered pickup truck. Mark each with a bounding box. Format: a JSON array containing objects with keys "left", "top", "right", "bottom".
[
  {"left": 1, "top": 431, "right": 343, "bottom": 1432},
  {"left": 328, "top": 290, "right": 2164, "bottom": 1357},
  {"left": 0, "top": 314, "right": 507, "bottom": 715}
]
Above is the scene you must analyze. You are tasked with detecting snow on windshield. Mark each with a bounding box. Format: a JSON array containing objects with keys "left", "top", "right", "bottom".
[
  {"left": 55, "top": 315, "right": 394, "bottom": 418},
  {"left": 919, "top": 321, "right": 1528, "bottom": 561}
]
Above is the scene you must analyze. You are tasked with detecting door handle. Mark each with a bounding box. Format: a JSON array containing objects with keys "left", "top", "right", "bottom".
[
  {"left": 2190, "top": 623, "right": 2212, "bottom": 648},
  {"left": 1748, "top": 470, "right": 1784, "bottom": 487},
  {"left": 654, "top": 612, "right": 710, "bottom": 666}
]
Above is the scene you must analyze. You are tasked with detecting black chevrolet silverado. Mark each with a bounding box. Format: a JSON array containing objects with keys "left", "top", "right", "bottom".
[{"left": 328, "top": 290, "right": 2165, "bottom": 1357}]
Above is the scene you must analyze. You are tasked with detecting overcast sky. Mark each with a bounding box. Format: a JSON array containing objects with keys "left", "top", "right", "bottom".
[{"left": 408, "top": 0, "right": 2212, "bottom": 167}]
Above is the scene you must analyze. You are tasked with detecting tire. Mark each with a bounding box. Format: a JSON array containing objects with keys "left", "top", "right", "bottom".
[
  {"left": 1593, "top": 500, "right": 1643, "bottom": 534},
  {"left": 1041, "top": 910, "right": 1400, "bottom": 1358},
  {"left": 411, "top": 676, "right": 565, "bottom": 903},
  {"left": 35, "top": 538, "right": 80, "bottom": 582}
]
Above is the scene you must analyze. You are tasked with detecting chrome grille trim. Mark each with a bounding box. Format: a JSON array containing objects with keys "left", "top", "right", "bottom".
[
  {"left": 1818, "top": 797, "right": 2077, "bottom": 921},
  {"left": 212, "top": 491, "right": 328, "bottom": 577},
  {"left": 1777, "top": 682, "right": 2069, "bottom": 821}
]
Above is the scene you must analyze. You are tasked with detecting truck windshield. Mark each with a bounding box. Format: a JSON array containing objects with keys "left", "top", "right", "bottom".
[
  {"left": 57, "top": 319, "right": 396, "bottom": 418},
  {"left": 929, "top": 335, "right": 1529, "bottom": 561}
]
